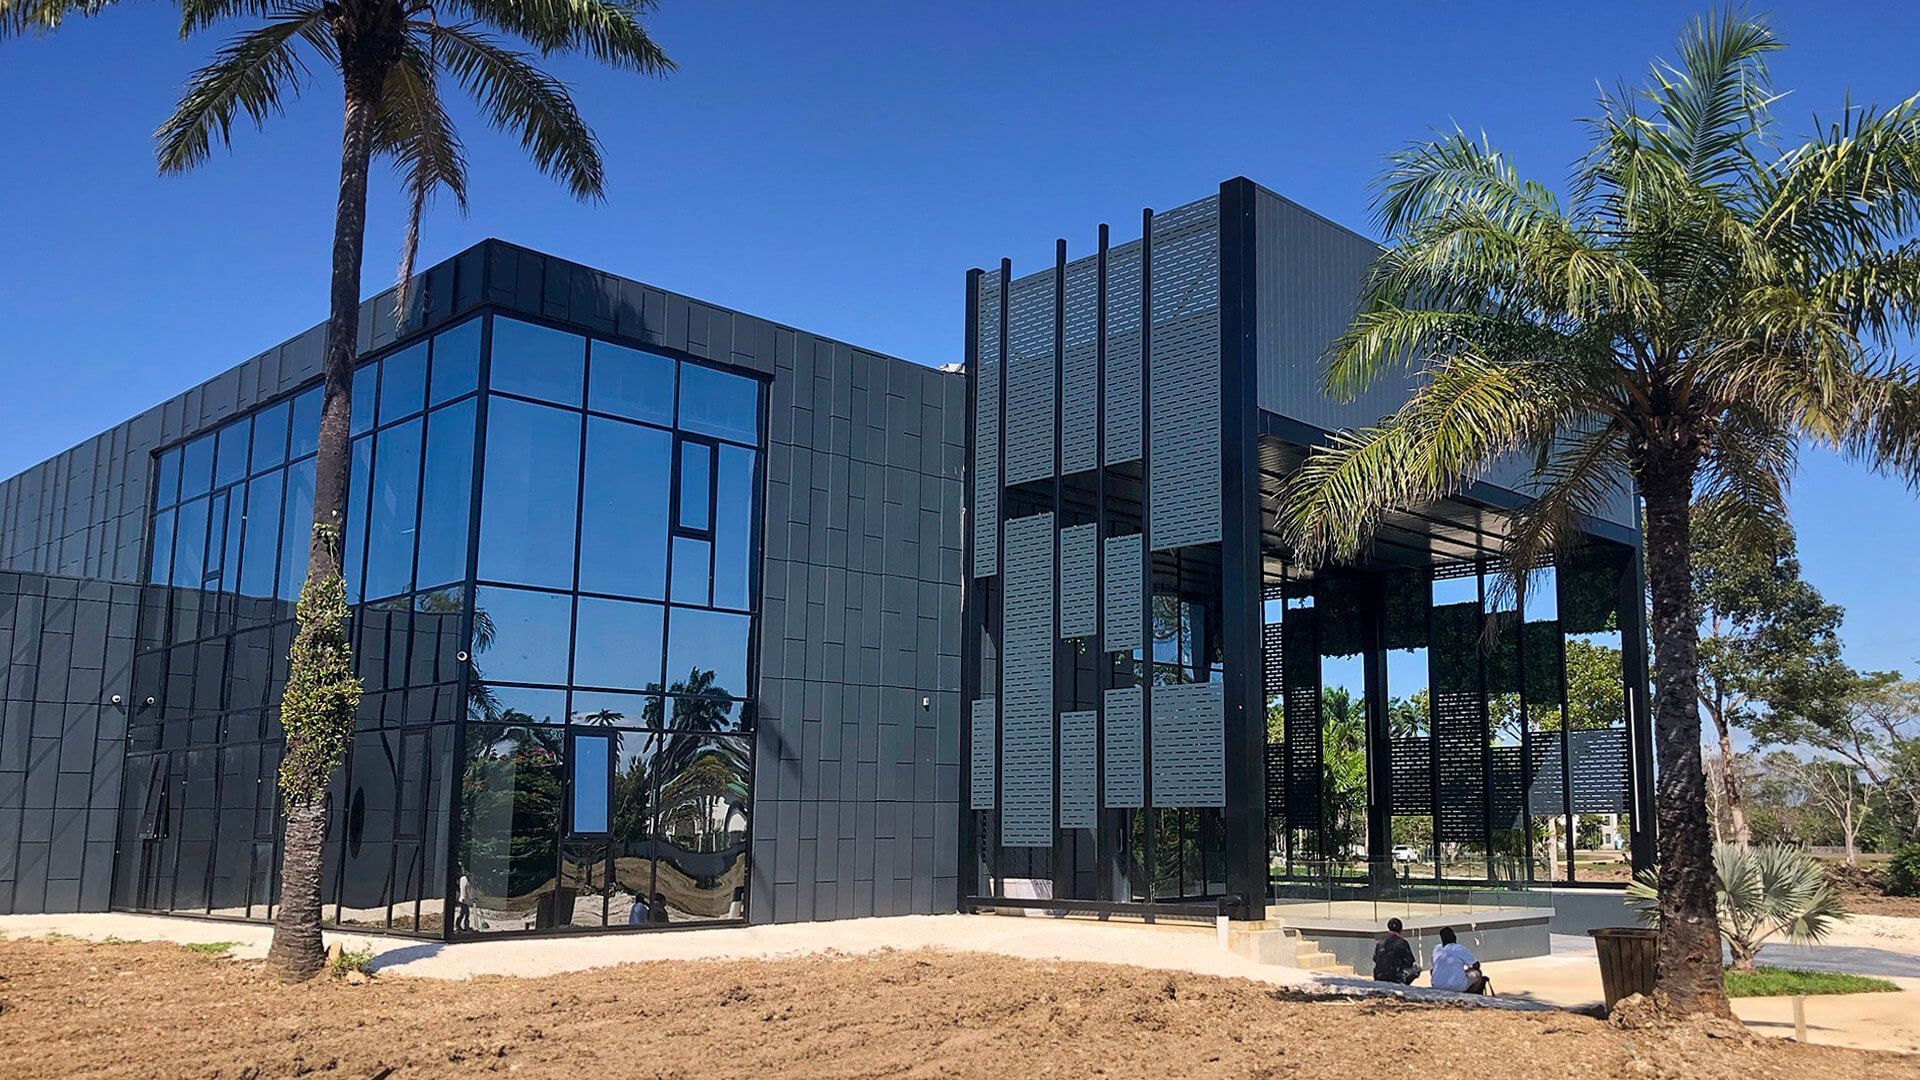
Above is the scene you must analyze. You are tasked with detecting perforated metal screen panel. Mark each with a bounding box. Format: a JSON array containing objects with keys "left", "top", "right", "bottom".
[
  {"left": 1062, "top": 258, "right": 1099, "bottom": 475},
  {"left": 1146, "top": 198, "right": 1222, "bottom": 551},
  {"left": 1150, "top": 682, "right": 1225, "bottom": 807},
  {"left": 1004, "top": 277, "right": 1056, "bottom": 486},
  {"left": 1431, "top": 601, "right": 1487, "bottom": 845},
  {"left": 1490, "top": 744, "right": 1525, "bottom": 828},
  {"left": 1282, "top": 609, "right": 1322, "bottom": 830},
  {"left": 1059, "top": 710, "right": 1097, "bottom": 829},
  {"left": 1104, "top": 242, "right": 1143, "bottom": 465},
  {"left": 972, "top": 272, "right": 1001, "bottom": 578},
  {"left": 1102, "top": 534, "right": 1142, "bottom": 653},
  {"left": 1570, "top": 727, "right": 1631, "bottom": 813},
  {"left": 970, "top": 696, "right": 996, "bottom": 810},
  {"left": 1528, "top": 735, "right": 1565, "bottom": 817},
  {"left": 1103, "top": 686, "right": 1143, "bottom": 807},
  {"left": 1059, "top": 523, "right": 1098, "bottom": 639},
  {"left": 1000, "top": 512, "right": 1056, "bottom": 846},
  {"left": 1389, "top": 736, "right": 1432, "bottom": 814}
]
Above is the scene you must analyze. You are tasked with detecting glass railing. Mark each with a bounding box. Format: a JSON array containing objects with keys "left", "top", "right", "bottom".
[{"left": 1264, "top": 856, "right": 1554, "bottom": 922}]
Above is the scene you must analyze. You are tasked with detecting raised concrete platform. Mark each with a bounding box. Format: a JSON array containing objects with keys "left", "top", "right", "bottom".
[{"left": 1260, "top": 901, "right": 1554, "bottom": 974}]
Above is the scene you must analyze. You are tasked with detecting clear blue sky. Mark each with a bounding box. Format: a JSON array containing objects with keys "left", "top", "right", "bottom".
[{"left": 2, "top": 2, "right": 1917, "bottom": 672}]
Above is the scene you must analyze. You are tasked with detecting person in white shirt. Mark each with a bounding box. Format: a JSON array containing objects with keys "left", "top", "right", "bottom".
[{"left": 1429, "top": 926, "right": 1491, "bottom": 994}]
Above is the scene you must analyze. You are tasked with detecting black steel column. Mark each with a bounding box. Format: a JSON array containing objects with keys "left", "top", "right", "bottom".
[
  {"left": 1094, "top": 225, "right": 1114, "bottom": 900},
  {"left": 1621, "top": 538, "right": 1656, "bottom": 872},
  {"left": 1050, "top": 238, "right": 1068, "bottom": 897},
  {"left": 1361, "top": 573, "right": 1391, "bottom": 877},
  {"left": 1217, "top": 178, "right": 1265, "bottom": 919},
  {"left": 959, "top": 267, "right": 983, "bottom": 898},
  {"left": 1138, "top": 208, "right": 1155, "bottom": 899}
]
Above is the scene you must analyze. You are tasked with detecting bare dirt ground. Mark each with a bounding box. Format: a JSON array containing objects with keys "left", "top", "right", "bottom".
[
  {"left": 1827, "top": 864, "right": 1920, "bottom": 918},
  {"left": 3, "top": 937, "right": 1918, "bottom": 1080}
]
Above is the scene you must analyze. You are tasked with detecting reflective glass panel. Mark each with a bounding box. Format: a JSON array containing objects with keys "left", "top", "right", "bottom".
[
  {"left": 579, "top": 418, "right": 669, "bottom": 599},
  {"left": 478, "top": 397, "right": 579, "bottom": 589},
  {"left": 180, "top": 434, "right": 215, "bottom": 500},
  {"left": 712, "top": 444, "right": 755, "bottom": 610},
  {"left": 665, "top": 607, "right": 749, "bottom": 700},
  {"left": 148, "top": 508, "right": 175, "bottom": 585},
  {"left": 569, "top": 690, "right": 657, "bottom": 727},
  {"left": 277, "top": 457, "right": 316, "bottom": 602},
  {"left": 588, "top": 340, "right": 674, "bottom": 426},
  {"left": 416, "top": 400, "right": 476, "bottom": 589},
  {"left": 237, "top": 470, "right": 282, "bottom": 598},
  {"left": 380, "top": 342, "right": 428, "bottom": 424},
  {"left": 365, "top": 418, "right": 423, "bottom": 600},
  {"left": 351, "top": 362, "right": 377, "bottom": 435},
  {"left": 677, "top": 364, "right": 759, "bottom": 444},
  {"left": 609, "top": 729, "right": 662, "bottom": 924},
  {"left": 289, "top": 386, "right": 322, "bottom": 459},
  {"left": 670, "top": 537, "right": 711, "bottom": 606},
  {"left": 470, "top": 585, "right": 571, "bottom": 685},
  {"left": 458, "top": 723, "right": 563, "bottom": 930},
  {"left": 573, "top": 596, "right": 665, "bottom": 691},
  {"left": 154, "top": 447, "right": 182, "bottom": 509},
  {"left": 214, "top": 420, "right": 249, "bottom": 489},
  {"left": 665, "top": 693, "right": 743, "bottom": 733},
  {"left": 653, "top": 735, "right": 749, "bottom": 921},
  {"left": 342, "top": 435, "right": 372, "bottom": 605},
  {"left": 571, "top": 735, "right": 611, "bottom": 835},
  {"left": 172, "top": 497, "right": 209, "bottom": 589},
  {"left": 250, "top": 401, "right": 290, "bottom": 474},
  {"left": 472, "top": 684, "right": 567, "bottom": 726},
  {"left": 677, "top": 441, "right": 712, "bottom": 531},
  {"left": 489, "top": 317, "right": 585, "bottom": 407},
  {"left": 430, "top": 318, "right": 482, "bottom": 405}
]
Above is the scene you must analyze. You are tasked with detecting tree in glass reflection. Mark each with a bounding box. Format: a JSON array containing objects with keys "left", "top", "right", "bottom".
[{"left": 459, "top": 719, "right": 562, "bottom": 903}]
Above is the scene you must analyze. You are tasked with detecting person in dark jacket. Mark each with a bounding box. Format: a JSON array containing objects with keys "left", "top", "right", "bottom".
[{"left": 1372, "top": 917, "right": 1420, "bottom": 984}]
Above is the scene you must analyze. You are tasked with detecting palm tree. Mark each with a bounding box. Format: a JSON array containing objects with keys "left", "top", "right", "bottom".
[
  {"left": 1277, "top": 12, "right": 1920, "bottom": 1016},
  {"left": 1628, "top": 842, "right": 1848, "bottom": 971},
  {"left": 4, "top": 0, "right": 671, "bottom": 981}
]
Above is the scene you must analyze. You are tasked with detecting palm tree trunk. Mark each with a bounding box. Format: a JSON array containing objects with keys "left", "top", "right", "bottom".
[
  {"left": 265, "top": 63, "right": 379, "bottom": 983},
  {"left": 1639, "top": 447, "right": 1731, "bottom": 1017}
]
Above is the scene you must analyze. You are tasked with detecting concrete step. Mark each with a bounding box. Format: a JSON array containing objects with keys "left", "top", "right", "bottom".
[{"left": 1290, "top": 947, "right": 1342, "bottom": 972}]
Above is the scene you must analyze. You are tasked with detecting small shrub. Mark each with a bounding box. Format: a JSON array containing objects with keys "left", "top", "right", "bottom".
[
  {"left": 181, "top": 941, "right": 241, "bottom": 956},
  {"left": 1628, "top": 842, "right": 1847, "bottom": 970},
  {"left": 331, "top": 943, "right": 377, "bottom": 976},
  {"left": 1884, "top": 843, "right": 1920, "bottom": 897}
]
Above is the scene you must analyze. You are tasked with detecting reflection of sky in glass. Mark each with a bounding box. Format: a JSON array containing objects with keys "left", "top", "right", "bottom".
[
  {"left": 573, "top": 735, "right": 610, "bottom": 834},
  {"left": 665, "top": 608, "right": 750, "bottom": 698}
]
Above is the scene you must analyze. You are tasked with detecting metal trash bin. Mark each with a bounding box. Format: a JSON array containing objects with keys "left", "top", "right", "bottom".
[{"left": 1588, "top": 927, "right": 1658, "bottom": 1009}]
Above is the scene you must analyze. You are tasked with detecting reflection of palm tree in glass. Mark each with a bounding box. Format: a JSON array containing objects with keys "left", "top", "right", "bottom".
[
  {"left": 643, "top": 667, "right": 734, "bottom": 732},
  {"left": 434, "top": 592, "right": 498, "bottom": 722},
  {"left": 658, "top": 743, "right": 749, "bottom": 854},
  {"left": 580, "top": 709, "right": 625, "bottom": 727},
  {"left": 459, "top": 721, "right": 562, "bottom": 901}
]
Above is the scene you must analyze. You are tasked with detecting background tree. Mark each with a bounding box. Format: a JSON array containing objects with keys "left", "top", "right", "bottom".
[
  {"left": 3, "top": 0, "right": 672, "bottom": 980},
  {"left": 1692, "top": 500, "right": 1853, "bottom": 843},
  {"left": 1760, "top": 673, "right": 1920, "bottom": 843},
  {"left": 1790, "top": 757, "right": 1872, "bottom": 865},
  {"left": 1277, "top": 12, "right": 1920, "bottom": 1015}
]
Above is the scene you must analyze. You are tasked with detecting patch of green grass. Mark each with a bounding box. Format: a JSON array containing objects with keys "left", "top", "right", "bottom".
[
  {"left": 331, "top": 943, "right": 377, "bottom": 976},
  {"left": 1724, "top": 967, "right": 1900, "bottom": 997},
  {"left": 179, "top": 940, "right": 242, "bottom": 957}
]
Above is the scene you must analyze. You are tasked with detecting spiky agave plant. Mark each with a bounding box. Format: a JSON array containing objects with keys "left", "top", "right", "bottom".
[
  {"left": 1629, "top": 842, "right": 1848, "bottom": 971},
  {"left": 3, "top": 0, "right": 672, "bottom": 981},
  {"left": 1278, "top": 10, "right": 1920, "bottom": 1015}
]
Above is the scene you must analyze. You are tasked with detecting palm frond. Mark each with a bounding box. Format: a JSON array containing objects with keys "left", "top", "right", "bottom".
[
  {"left": 378, "top": 32, "right": 470, "bottom": 319},
  {"left": 1638, "top": 8, "right": 1782, "bottom": 191},
  {"left": 154, "top": 7, "right": 330, "bottom": 174},
  {"left": 0, "top": 0, "right": 114, "bottom": 37},
  {"left": 424, "top": 21, "right": 605, "bottom": 199},
  {"left": 1493, "top": 422, "right": 1631, "bottom": 606},
  {"left": 447, "top": 0, "right": 673, "bottom": 73}
]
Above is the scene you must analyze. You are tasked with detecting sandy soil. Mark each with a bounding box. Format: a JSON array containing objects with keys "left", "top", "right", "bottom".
[
  {"left": 1827, "top": 865, "right": 1920, "bottom": 918},
  {"left": 2, "top": 937, "right": 1917, "bottom": 1080}
]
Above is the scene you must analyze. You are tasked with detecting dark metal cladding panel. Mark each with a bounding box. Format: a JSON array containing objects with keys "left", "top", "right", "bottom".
[
  {"left": 1102, "top": 534, "right": 1142, "bottom": 653},
  {"left": 972, "top": 271, "right": 1002, "bottom": 577},
  {"left": 969, "top": 697, "right": 996, "bottom": 810},
  {"left": 1061, "top": 257, "right": 1099, "bottom": 475},
  {"left": 1058, "top": 523, "right": 1098, "bottom": 639},
  {"left": 1570, "top": 727, "right": 1631, "bottom": 813},
  {"left": 1146, "top": 197, "right": 1222, "bottom": 551},
  {"left": 999, "top": 513, "right": 1055, "bottom": 846},
  {"left": 1103, "top": 241, "right": 1144, "bottom": 465},
  {"left": 1103, "top": 686, "right": 1143, "bottom": 808},
  {"left": 1003, "top": 277, "right": 1056, "bottom": 487},
  {"left": 1150, "top": 681, "right": 1225, "bottom": 807},
  {"left": 1059, "top": 709, "right": 1097, "bottom": 829}
]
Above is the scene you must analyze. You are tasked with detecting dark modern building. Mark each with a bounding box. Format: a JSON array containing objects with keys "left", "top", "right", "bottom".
[{"left": 0, "top": 178, "right": 1652, "bottom": 941}]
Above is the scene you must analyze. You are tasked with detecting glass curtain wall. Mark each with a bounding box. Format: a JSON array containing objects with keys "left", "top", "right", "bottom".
[
  {"left": 121, "top": 317, "right": 481, "bottom": 933},
  {"left": 458, "top": 316, "right": 761, "bottom": 934}
]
